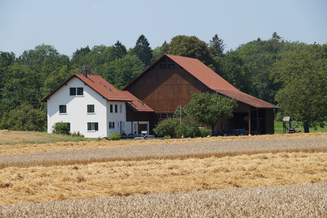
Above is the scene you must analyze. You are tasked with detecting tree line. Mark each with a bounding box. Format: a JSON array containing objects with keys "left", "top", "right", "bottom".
[{"left": 0, "top": 33, "right": 326, "bottom": 132}]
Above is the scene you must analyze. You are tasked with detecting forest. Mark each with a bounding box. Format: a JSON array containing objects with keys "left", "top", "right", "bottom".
[{"left": 0, "top": 33, "right": 326, "bottom": 132}]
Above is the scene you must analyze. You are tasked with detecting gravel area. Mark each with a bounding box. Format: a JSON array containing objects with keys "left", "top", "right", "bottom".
[{"left": 0, "top": 137, "right": 327, "bottom": 167}]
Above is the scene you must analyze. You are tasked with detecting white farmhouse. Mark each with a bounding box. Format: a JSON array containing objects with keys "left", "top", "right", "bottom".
[{"left": 41, "top": 68, "right": 153, "bottom": 138}]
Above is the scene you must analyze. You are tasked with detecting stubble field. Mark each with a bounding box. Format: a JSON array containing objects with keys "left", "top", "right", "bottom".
[{"left": 0, "top": 131, "right": 327, "bottom": 217}]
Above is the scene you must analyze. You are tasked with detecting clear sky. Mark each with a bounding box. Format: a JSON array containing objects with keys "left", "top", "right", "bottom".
[{"left": 1, "top": 0, "right": 326, "bottom": 58}]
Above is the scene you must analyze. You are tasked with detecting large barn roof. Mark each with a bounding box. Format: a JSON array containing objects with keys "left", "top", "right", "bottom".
[
  {"left": 167, "top": 55, "right": 279, "bottom": 109},
  {"left": 124, "top": 54, "right": 279, "bottom": 109}
]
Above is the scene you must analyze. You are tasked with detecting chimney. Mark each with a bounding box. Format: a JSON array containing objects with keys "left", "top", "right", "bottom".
[{"left": 82, "top": 66, "right": 87, "bottom": 77}]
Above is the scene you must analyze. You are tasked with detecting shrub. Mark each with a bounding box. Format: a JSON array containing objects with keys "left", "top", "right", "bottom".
[
  {"left": 198, "top": 127, "right": 211, "bottom": 137},
  {"left": 108, "top": 132, "right": 121, "bottom": 140},
  {"left": 52, "top": 122, "right": 70, "bottom": 135},
  {"left": 153, "top": 118, "right": 179, "bottom": 138},
  {"left": 0, "top": 103, "right": 46, "bottom": 132},
  {"left": 175, "top": 124, "right": 195, "bottom": 138},
  {"left": 164, "top": 135, "right": 171, "bottom": 140}
]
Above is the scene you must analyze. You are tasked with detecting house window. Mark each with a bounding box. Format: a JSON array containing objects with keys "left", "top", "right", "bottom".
[
  {"left": 87, "top": 105, "right": 95, "bottom": 113},
  {"left": 168, "top": 64, "right": 175, "bottom": 69},
  {"left": 59, "top": 105, "right": 66, "bottom": 113},
  {"left": 70, "top": 88, "right": 76, "bottom": 96},
  {"left": 156, "top": 114, "right": 161, "bottom": 119},
  {"left": 70, "top": 87, "right": 83, "bottom": 96},
  {"left": 110, "top": 104, "right": 113, "bottom": 113},
  {"left": 115, "top": 104, "right": 118, "bottom": 113},
  {"left": 87, "top": 122, "right": 98, "bottom": 131},
  {"left": 119, "top": 105, "right": 123, "bottom": 113},
  {"left": 162, "top": 113, "right": 167, "bottom": 119},
  {"left": 160, "top": 64, "right": 166, "bottom": 69},
  {"left": 168, "top": 113, "right": 174, "bottom": 118},
  {"left": 109, "top": 122, "right": 115, "bottom": 129},
  {"left": 77, "top": 87, "right": 83, "bottom": 95}
]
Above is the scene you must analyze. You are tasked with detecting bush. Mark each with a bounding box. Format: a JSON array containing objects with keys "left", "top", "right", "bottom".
[
  {"left": 198, "top": 127, "right": 211, "bottom": 137},
  {"left": 0, "top": 103, "right": 46, "bottom": 131},
  {"left": 108, "top": 132, "right": 121, "bottom": 140},
  {"left": 153, "top": 118, "right": 179, "bottom": 138},
  {"left": 175, "top": 123, "right": 195, "bottom": 138},
  {"left": 52, "top": 122, "right": 70, "bottom": 135}
]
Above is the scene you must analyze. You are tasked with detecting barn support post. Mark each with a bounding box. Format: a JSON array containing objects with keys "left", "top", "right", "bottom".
[
  {"left": 138, "top": 114, "right": 140, "bottom": 135},
  {"left": 256, "top": 109, "right": 259, "bottom": 134},
  {"left": 248, "top": 111, "right": 251, "bottom": 135},
  {"left": 132, "top": 121, "right": 134, "bottom": 137}
]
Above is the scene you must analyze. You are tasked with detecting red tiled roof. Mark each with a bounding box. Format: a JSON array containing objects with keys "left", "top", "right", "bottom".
[
  {"left": 41, "top": 74, "right": 131, "bottom": 102},
  {"left": 41, "top": 74, "right": 154, "bottom": 112},
  {"left": 216, "top": 89, "right": 279, "bottom": 109},
  {"left": 121, "top": 91, "right": 154, "bottom": 112},
  {"left": 75, "top": 74, "right": 132, "bottom": 101},
  {"left": 166, "top": 55, "right": 279, "bottom": 109},
  {"left": 166, "top": 55, "right": 238, "bottom": 91}
]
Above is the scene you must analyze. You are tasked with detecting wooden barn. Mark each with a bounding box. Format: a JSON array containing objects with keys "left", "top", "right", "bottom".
[{"left": 123, "top": 54, "right": 279, "bottom": 135}]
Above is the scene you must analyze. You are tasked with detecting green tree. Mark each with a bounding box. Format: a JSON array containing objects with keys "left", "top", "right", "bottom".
[
  {"left": 162, "top": 35, "right": 220, "bottom": 72},
  {"left": 271, "top": 44, "right": 327, "bottom": 132},
  {"left": 71, "top": 46, "right": 91, "bottom": 68},
  {"left": 183, "top": 92, "right": 237, "bottom": 131},
  {"left": 153, "top": 118, "right": 179, "bottom": 138},
  {"left": 101, "top": 54, "right": 145, "bottom": 90},
  {"left": 236, "top": 35, "right": 298, "bottom": 103},
  {"left": 209, "top": 34, "right": 225, "bottom": 57},
  {"left": 0, "top": 103, "right": 46, "bottom": 131},
  {"left": 221, "top": 51, "right": 252, "bottom": 94},
  {"left": 0, "top": 51, "right": 16, "bottom": 98},
  {"left": 112, "top": 41, "right": 127, "bottom": 59},
  {"left": 133, "top": 34, "right": 153, "bottom": 66},
  {"left": 151, "top": 46, "right": 164, "bottom": 63}
]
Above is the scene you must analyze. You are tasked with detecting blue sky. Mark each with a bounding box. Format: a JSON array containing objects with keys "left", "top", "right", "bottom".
[{"left": 1, "top": 0, "right": 326, "bottom": 58}]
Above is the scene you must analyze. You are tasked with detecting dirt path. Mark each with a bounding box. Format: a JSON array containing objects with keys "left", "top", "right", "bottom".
[{"left": 1, "top": 132, "right": 327, "bottom": 156}]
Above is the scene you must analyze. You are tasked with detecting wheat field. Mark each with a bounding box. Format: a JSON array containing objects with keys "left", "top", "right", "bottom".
[
  {"left": 1, "top": 151, "right": 327, "bottom": 205},
  {"left": 1, "top": 182, "right": 327, "bottom": 217},
  {"left": 0, "top": 132, "right": 327, "bottom": 216}
]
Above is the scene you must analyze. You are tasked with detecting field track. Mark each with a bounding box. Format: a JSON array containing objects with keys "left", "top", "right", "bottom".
[
  {"left": 1, "top": 131, "right": 327, "bottom": 156},
  {"left": 0, "top": 137, "right": 327, "bottom": 168}
]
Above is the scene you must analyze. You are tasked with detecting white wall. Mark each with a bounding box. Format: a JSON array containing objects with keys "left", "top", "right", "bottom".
[
  {"left": 106, "top": 101, "right": 127, "bottom": 136},
  {"left": 47, "top": 77, "right": 107, "bottom": 138}
]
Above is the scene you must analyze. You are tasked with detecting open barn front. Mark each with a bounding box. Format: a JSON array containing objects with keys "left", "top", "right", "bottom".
[{"left": 227, "top": 109, "right": 270, "bottom": 135}]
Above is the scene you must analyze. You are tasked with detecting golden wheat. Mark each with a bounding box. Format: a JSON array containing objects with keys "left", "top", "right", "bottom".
[
  {"left": 1, "top": 182, "right": 327, "bottom": 217},
  {"left": 1, "top": 131, "right": 327, "bottom": 156},
  {"left": 1, "top": 151, "right": 327, "bottom": 205}
]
